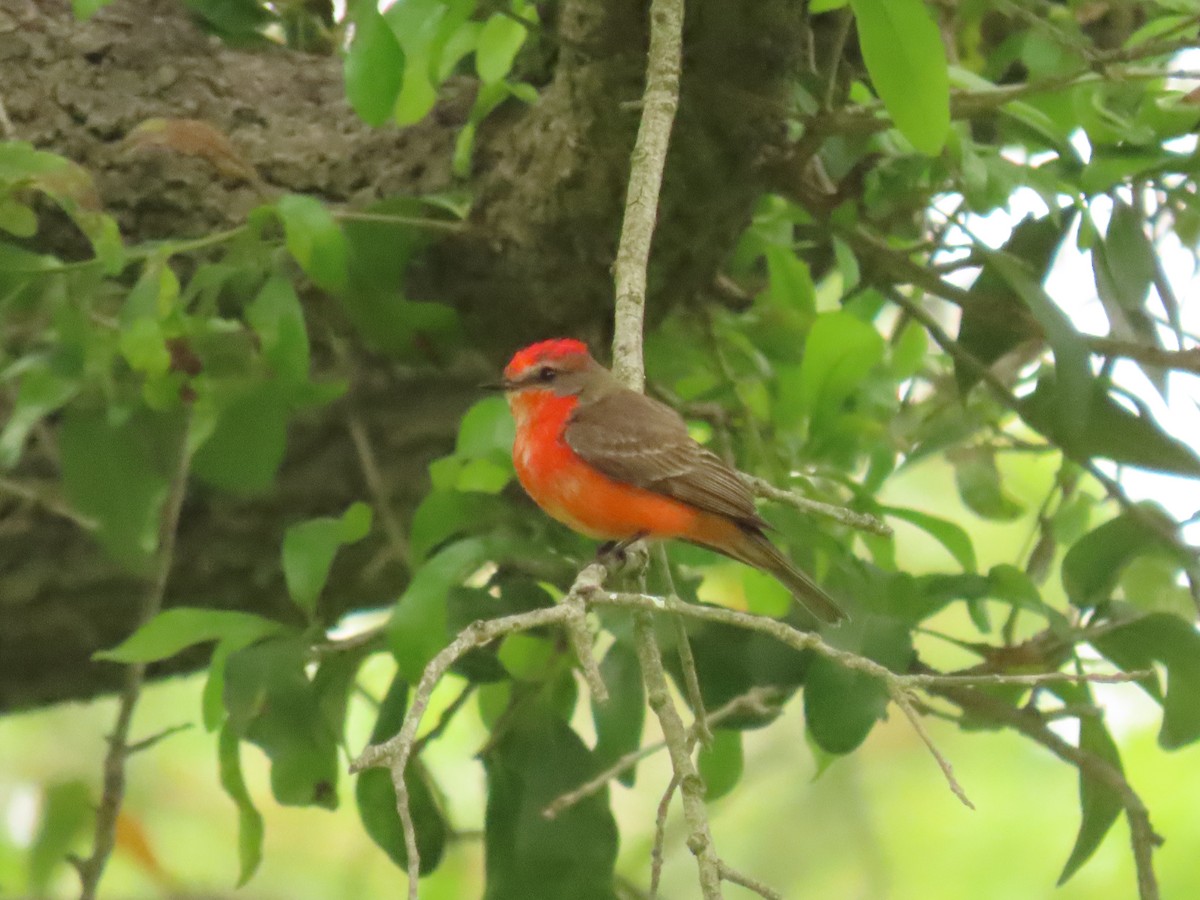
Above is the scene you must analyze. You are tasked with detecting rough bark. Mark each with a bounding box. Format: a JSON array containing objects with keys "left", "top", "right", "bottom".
[{"left": 0, "top": 0, "right": 804, "bottom": 713}]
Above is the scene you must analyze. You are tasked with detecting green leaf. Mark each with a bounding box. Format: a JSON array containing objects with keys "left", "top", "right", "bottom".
[
  {"left": 955, "top": 216, "right": 1064, "bottom": 395},
  {"left": 1092, "top": 614, "right": 1200, "bottom": 749},
  {"left": 0, "top": 196, "right": 37, "bottom": 236},
  {"left": 96, "top": 607, "right": 284, "bottom": 663},
  {"left": 805, "top": 617, "right": 912, "bottom": 754},
  {"left": 788, "top": 311, "right": 884, "bottom": 436},
  {"left": 121, "top": 260, "right": 180, "bottom": 324},
  {"left": 345, "top": 2, "right": 406, "bottom": 126},
  {"left": 282, "top": 501, "right": 373, "bottom": 616},
  {"left": 218, "top": 725, "right": 265, "bottom": 887},
  {"left": 882, "top": 505, "right": 978, "bottom": 572},
  {"left": 390, "top": 537, "right": 517, "bottom": 681},
  {"left": 1120, "top": 553, "right": 1193, "bottom": 617},
  {"left": 384, "top": 0, "right": 446, "bottom": 125},
  {"left": 484, "top": 701, "right": 619, "bottom": 900},
  {"left": 119, "top": 317, "right": 171, "bottom": 376},
  {"left": 740, "top": 566, "right": 792, "bottom": 617},
  {"left": 850, "top": 0, "right": 950, "bottom": 155},
  {"left": 498, "top": 633, "right": 557, "bottom": 681},
  {"left": 764, "top": 245, "right": 816, "bottom": 318},
  {"left": 275, "top": 194, "right": 348, "bottom": 294},
  {"left": 338, "top": 197, "right": 461, "bottom": 359},
  {"left": 409, "top": 490, "right": 508, "bottom": 563},
  {"left": 356, "top": 673, "right": 448, "bottom": 873},
  {"left": 246, "top": 276, "right": 310, "bottom": 382},
  {"left": 666, "top": 621, "right": 806, "bottom": 725},
  {"left": 28, "top": 780, "right": 92, "bottom": 894},
  {"left": 890, "top": 319, "right": 928, "bottom": 380},
  {"left": 454, "top": 80, "right": 522, "bottom": 177},
  {"left": 202, "top": 616, "right": 297, "bottom": 733},
  {"left": 191, "top": 381, "right": 291, "bottom": 494},
  {"left": 1101, "top": 201, "right": 1157, "bottom": 313},
  {"left": 183, "top": 0, "right": 275, "bottom": 43},
  {"left": 457, "top": 395, "right": 517, "bottom": 457},
  {"left": 71, "top": 0, "right": 115, "bottom": 17},
  {"left": 1057, "top": 693, "right": 1123, "bottom": 885},
  {"left": 1061, "top": 508, "right": 1179, "bottom": 608},
  {"left": 1021, "top": 376, "right": 1200, "bottom": 476},
  {"left": 810, "top": 0, "right": 849, "bottom": 11},
  {"left": 476, "top": 12, "right": 528, "bottom": 84},
  {"left": 988, "top": 252, "right": 1092, "bottom": 446},
  {"left": 224, "top": 636, "right": 340, "bottom": 808},
  {"left": 0, "top": 364, "right": 79, "bottom": 467},
  {"left": 697, "top": 729, "right": 744, "bottom": 802},
  {"left": 60, "top": 408, "right": 180, "bottom": 570},
  {"left": 430, "top": 455, "right": 513, "bottom": 494},
  {"left": 592, "top": 640, "right": 645, "bottom": 787},
  {"left": 950, "top": 447, "right": 1023, "bottom": 521}
]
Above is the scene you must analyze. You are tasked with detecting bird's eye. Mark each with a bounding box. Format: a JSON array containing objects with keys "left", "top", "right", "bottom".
[{"left": 537, "top": 366, "right": 556, "bottom": 382}]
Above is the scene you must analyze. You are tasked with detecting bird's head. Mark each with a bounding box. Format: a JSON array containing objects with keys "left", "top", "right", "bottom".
[
  {"left": 497, "top": 339, "right": 615, "bottom": 420},
  {"left": 501, "top": 339, "right": 597, "bottom": 394}
]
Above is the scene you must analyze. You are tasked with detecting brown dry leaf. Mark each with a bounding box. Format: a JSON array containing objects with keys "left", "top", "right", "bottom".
[
  {"left": 125, "top": 118, "right": 259, "bottom": 183},
  {"left": 115, "top": 809, "right": 175, "bottom": 889}
]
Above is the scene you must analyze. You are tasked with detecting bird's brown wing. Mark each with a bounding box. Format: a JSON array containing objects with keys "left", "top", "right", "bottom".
[{"left": 564, "top": 389, "right": 766, "bottom": 528}]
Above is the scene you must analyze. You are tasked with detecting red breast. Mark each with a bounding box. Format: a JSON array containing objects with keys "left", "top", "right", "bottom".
[{"left": 510, "top": 389, "right": 702, "bottom": 540}]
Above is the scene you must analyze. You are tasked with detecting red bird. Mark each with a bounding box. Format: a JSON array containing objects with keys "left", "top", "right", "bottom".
[{"left": 499, "top": 338, "right": 846, "bottom": 624}]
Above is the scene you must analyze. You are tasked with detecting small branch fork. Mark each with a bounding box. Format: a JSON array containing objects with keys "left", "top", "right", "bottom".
[{"left": 349, "top": 580, "right": 1153, "bottom": 898}]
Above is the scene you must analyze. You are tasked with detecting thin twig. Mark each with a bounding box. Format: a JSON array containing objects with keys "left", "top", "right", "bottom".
[
  {"left": 814, "top": 34, "right": 1200, "bottom": 137},
  {"left": 649, "top": 773, "right": 680, "bottom": 899},
  {"left": 889, "top": 686, "right": 975, "bottom": 810},
  {"left": 821, "top": 8, "right": 854, "bottom": 112},
  {"left": 719, "top": 861, "right": 784, "bottom": 900},
  {"left": 347, "top": 410, "right": 410, "bottom": 573},
  {"left": 124, "top": 723, "right": 193, "bottom": 756},
  {"left": 543, "top": 687, "right": 780, "bottom": 820},
  {"left": 414, "top": 681, "right": 475, "bottom": 753},
  {"left": 74, "top": 430, "right": 192, "bottom": 899},
  {"left": 561, "top": 563, "right": 611, "bottom": 702},
  {"left": 739, "top": 473, "right": 893, "bottom": 536},
  {"left": 933, "top": 680, "right": 1162, "bottom": 900},
  {"left": 1085, "top": 336, "right": 1200, "bottom": 374},
  {"left": 655, "top": 545, "right": 710, "bottom": 743},
  {"left": 0, "top": 475, "right": 97, "bottom": 530},
  {"left": 332, "top": 210, "right": 466, "bottom": 233}
]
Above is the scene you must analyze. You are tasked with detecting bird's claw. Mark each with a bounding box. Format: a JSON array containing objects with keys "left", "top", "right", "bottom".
[{"left": 596, "top": 533, "right": 649, "bottom": 572}]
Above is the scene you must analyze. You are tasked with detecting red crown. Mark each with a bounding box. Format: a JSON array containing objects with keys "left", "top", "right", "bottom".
[{"left": 505, "top": 338, "right": 591, "bottom": 377}]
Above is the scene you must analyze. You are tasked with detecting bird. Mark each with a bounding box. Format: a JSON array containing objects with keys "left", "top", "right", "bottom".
[{"left": 497, "top": 338, "right": 846, "bottom": 624}]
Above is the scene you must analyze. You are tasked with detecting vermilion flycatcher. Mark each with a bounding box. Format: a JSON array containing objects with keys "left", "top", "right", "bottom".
[{"left": 499, "top": 338, "right": 846, "bottom": 624}]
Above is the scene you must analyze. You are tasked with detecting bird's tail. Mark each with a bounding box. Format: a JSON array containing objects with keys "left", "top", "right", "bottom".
[{"left": 708, "top": 525, "right": 847, "bottom": 625}]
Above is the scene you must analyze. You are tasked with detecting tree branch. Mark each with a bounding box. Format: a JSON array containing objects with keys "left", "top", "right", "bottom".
[
  {"left": 632, "top": 611, "right": 724, "bottom": 898},
  {"left": 73, "top": 427, "right": 192, "bottom": 899},
  {"left": 1086, "top": 336, "right": 1200, "bottom": 374},
  {"left": 610, "top": 0, "right": 684, "bottom": 390},
  {"left": 739, "top": 473, "right": 893, "bottom": 536}
]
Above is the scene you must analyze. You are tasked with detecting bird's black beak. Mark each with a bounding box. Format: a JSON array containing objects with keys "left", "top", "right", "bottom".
[{"left": 480, "top": 378, "right": 514, "bottom": 392}]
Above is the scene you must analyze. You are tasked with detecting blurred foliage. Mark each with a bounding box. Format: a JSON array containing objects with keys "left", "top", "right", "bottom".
[{"left": 3, "top": 0, "right": 1200, "bottom": 898}]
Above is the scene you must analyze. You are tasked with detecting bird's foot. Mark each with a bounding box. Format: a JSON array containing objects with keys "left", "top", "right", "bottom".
[{"left": 596, "top": 533, "right": 649, "bottom": 574}]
